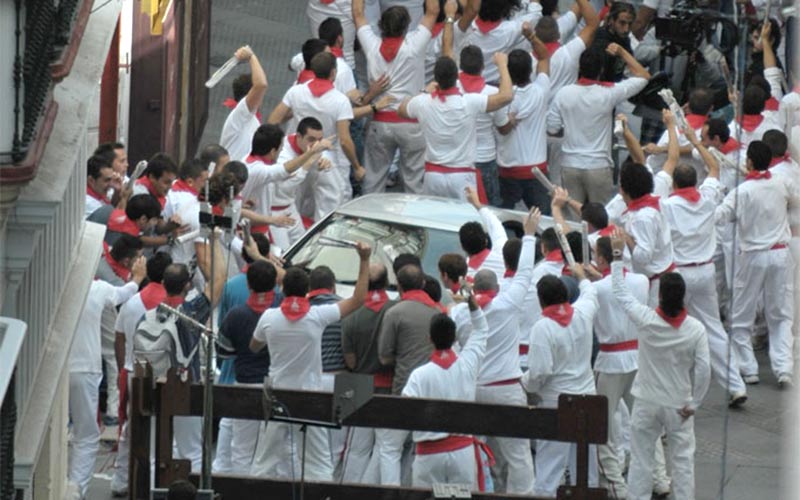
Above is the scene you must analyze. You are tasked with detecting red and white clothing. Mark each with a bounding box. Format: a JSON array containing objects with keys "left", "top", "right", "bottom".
[
  {"left": 645, "top": 114, "right": 707, "bottom": 178},
  {"left": 763, "top": 66, "right": 786, "bottom": 129},
  {"left": 466, "top": 207, "right": 509, "bottom": 280},
  {"left": 457, "top": 74, "right": 510, "bottom": 164},
  {"left": 425, "top": 23, "right": 470, "bottom": 84},
  {"left": 132, "top": 177, "right": 167, "bottom": 211},
  {"left": 240, "top": 156, "right": 292, "bottom": 234},
  {"left": 289, "top": 51, "right": 357, "bottom": 96},
  {"left": 221, "top": 98, "right": 261, "bottom": 162},
  {"left": 728, "top": 113, "right": 781, "bottom": 154},
  {"left": 306, "top": 0, "right": 357, "bottom": 68},
  {"left": 163, "top": 179, "right": 201, "bottom": 264},
  {"left": 532, "top": 34, "right": 585, "bottom": 102},
  {"left": 496, "top": 74, "right": 551, "bottom": 179},
  {"left": 85, "top": 186, "right": 111, "bottom": 218},
  {"left": 623, "top": 194, "right": 674, "bottom": 305}
]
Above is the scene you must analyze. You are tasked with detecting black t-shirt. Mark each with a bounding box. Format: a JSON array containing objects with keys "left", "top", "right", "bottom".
[
  {"left": 218, "top": 296, "right": 281, "bottom": 383},
  {"left": 590, "top": 26, "right": 634, "bottom": 83}
]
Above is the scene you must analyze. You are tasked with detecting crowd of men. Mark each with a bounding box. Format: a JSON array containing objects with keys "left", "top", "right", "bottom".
[{"left": 68, "top": 0, "right": 799, "bottom": 499}]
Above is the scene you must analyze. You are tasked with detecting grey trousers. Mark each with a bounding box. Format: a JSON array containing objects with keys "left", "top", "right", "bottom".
[{"left": 362, "top": 120, "right": 425, "bottom": 194}]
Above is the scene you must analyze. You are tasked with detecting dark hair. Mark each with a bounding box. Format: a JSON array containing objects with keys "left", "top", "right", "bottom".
[
  {"left": 566, "top": 231, "right": 583, "bottom": 263},
  {"left": 595, "top": 237, "right": 613, "bottom": 264},
  {"left": 319, "top": 17, "right": 343, "bottom": 47},
  {"left": 369, "top": 264, "right": 389, "bottom": 290},
  {"left": 742, "top": 85, "right": 767, "bottom": 115},
  {"left": 223, "top": 160, "right": 248, "bottom": 187},
  {"left": 539, "top": 227, "right": 559, "bottom": 253},
  {"left": 673, "top": 164, "right": 697, "bottom": 189},
  {"left": 753, "top": 18, "right": 781, "bottom": 49},
  {"left": 429, "top": 313, "right": 456, "bottom": 350},
  {"left": 459, "top": 221, "right": 487, "bottom": 255},
  {"left": 535, "top": 16, "right": 559, "bottom": 43},
  {"left": 537, "top": 274, "right": 568, "bottom": 307},
  {"left": 379, "top": 6, "right": 411, "bottom": 37},
  {"left": 242, "top": 233, "right": 271, "bottom": 264},
  {"left": 540, "top": 0, "right": 558, "bottom": 16},
  {"left": 747, "top": 140, "right": 772, "bottom": 171},
  {"left": 580, "top": 202, "right": 609, "bottom": 231},
  {"left": 283, "top": 267, "right": 310, "bottom": 297},
  {"left": 147, "top": 252, "right": 173, "bottom": 283},
  {"left": 207, "top": 172, "right": 240, "bottom": 205},
  {"left": 126, "top": 194, "right": 162, "bottom": 221},
  {"left": 397, "top": 264, "right": 424, "bottom": 291},
  {"left": 502, "top": 238, "right": 522, "bottom": 272},
  {"left": 762, "top": 129, "right": 788, "bottom": 158},
  {"left": 687, "top": 88, "right": 714, "bottom": 115},
  {"left": 423, "top": 274, "right": 442, "bottom": 302},
  {"left": 87, "top": 154, "right": 112, "bottom": 179},
  {"left": 309, "top": 265, "right": 336, "bottom": 290},
  {"left": 310, "top": 52, "right": 336, "bottom": 79},
  {"left": 479, "top": 0, "right": 521, "bottom": 21},
  {"left": 251, "top": 124, "right": 284, "bottom": 156},
  {"left": 578, "top": 50, "right": 605, "bottom": 80},
  {"left": 163, "top": 263, "right": 192, "bottom": 295},
  {"left": 302, "top": 38, "right": 328, "bottom": 66},
  {"left": 619, "top": 162, "right": 654, "bottom": 199},
  {"left": 179, "top": 158, "right": 206, "bottom": 181},
  {"left": 297, "top": 116, "right": 324, "bottom": 136},
  {"left": 608, "top": 2, "right": 636, "bottom": 21},
  {"left": 658, "top": 273, "right": 686, "bottom": 317},
  {"left": 508, "top": 49, "right": 533, "bottom": 86},
  {"left": 434, "top": 57, "right": 458, "bottom": 89},
  {"left": 166, "top": 479, "right": 197, "bottom": 500},
  {"left": 110, "top": 234, "right": 143, "bottom": 262},
  {"left": 144, "top": 153, "right": 178, "bottom": 180},
  {"left": 247, "top": 260, "right": 277, "bottom": 293},
  {"left": 94, "top": 142, "right": 125, "bottom": 165},
  {"left": 232, "top": 73, "right": 253, "bottom": 102},
  {"left": 705, "top": 118, "right": 730, "bottom": 143},
  {"left": 199, "top": 144, "right": 229, "bottom": 168},
  {"left": 438, "top": 253, "right": 468, "bottom": 282},
  {"left": 460, "top": 45, "right": 484, "bottom": 75},
  {"left": 393, "top": 253, "right": 421, "bottom": 274}
]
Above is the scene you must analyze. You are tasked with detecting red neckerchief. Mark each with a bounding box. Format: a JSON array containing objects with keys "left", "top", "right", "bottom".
[
  {"left": 745, "top": 169, "right": 771, "bottom": 181},
  {"left": 431, "top": 86, "right": 461, "bottom": 102},
  {"left": 401, "top": 289, "right": 441, "bottom": 310},
  {"left": 431, "top": 22, "right": 444, "bottom": 37},
  {"left": 541, "top": 302, "right": 574, "bottom": 327},
  {"left": 140, "top": 282, "right": 166, "bottom": 310},
  {"left": 625, "top": 194, "right": 661, "bottom": 213},
  {"left": 598, "top": 224, "right": 617, "bottom": 237},
  {"left": 308, "top": 78, "right": 335, "bottom": 98},
  {"left": 247, "top": 291, "right": 276, "bottom": 314},
  {"left": 164, "top": 295, "right": 185, "bottom": 308},
  {"left": 320, "top": 0, "right": 335, "bottom": 4},
  {"left": 87, "top": 186, "right": 110, "bottom": 204},
  {"left": 458, "top": 72, "right": 486, "bottom": 93},
  {"left": 544, "top": 249, "right": 563, "bottom": 263},
  {"left": 365, "top": 289, "right": 389, "bottom": 312},
  {"left": 601, "top": 267, "right": 628, "bottom": 278},
  {"left": 330, "top": 46, "right": 343, "bottom": 58},
  {"left": 769, "top": 153, "right": 791, "bottom": 168},
  {"left": 136, "top": 176, "right": 166, "bottom": 208},
  {"left": 669, "top": 187, "right": 701, "bottom": 203},
  {"left": 431, "top": 348, "right": 458, "bottom": 369},
  {"left": 379, "top": 36, "right": 403, "bottom": 62},
  {"left": 224, "top": 97, "right": 262, "bottom": 120},
  {"left": 503, "top": 269, "right": 515, "bottom": 278},
  {"left": 544, "top": 42, "right": 561, "bottom": 56},
  {"left": 719, "top": 137, "right": 740, "bottom": 154},
  {"left": 246, "top": 154, "right": 275, "bottom": 165},
  {"left": 307, "top": 288, "right": 333, "bottom": 299},
  {"left": 598, "top": 4, "right": 610, "bottom": 20},
  {"left": 577, "top": 77, "right": 613, "bottom": 87},
  {"left": 685, "top": 114, "right": 707, "bottom": 130},
  {"left": 297, "top": 69, "right": 315, "bottom": 84},
  {"left": 108, "top": 208, "right": 140, "bottom": 236},
  {"left": 475, "top": 17, "right": 501, "bottom": 34},
  {"left": 656, "top": 307, "right": 688, "bottom": 328},
  {"left": 288, "top": 133, "right": 304, "bottom": 155},
  {"left": 739, "top": 114, "right": 764, "bottom": 132},
  {"left": 468, "top": 248, "right": 491, "bottom": 270},
  {"left": 561, "top": 264, "right": 572, "bottom": 276},
  {"left": 281, "top": 296, "right": 311, "bottom": 321},
  {"left": 103, "top": 241, "right": 130, "bottom": 281},
  {"left": 474, "top": 289, "right": 497, "bottom": 309},
  {"left": 212, "top": 204, "right": 225, "bottom": 216},
  {"left": 171, "top": 179, "right": 198, "bottom": 196},
  {"left": 764, "top": 96, "right": 780, "bottom": 111}
]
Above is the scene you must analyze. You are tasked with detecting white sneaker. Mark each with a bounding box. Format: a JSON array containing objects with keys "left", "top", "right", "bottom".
[{"left": 743, "top": 374, "right": 760, "bottom": 384}]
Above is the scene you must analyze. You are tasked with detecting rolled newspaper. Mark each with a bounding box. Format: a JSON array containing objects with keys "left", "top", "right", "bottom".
[
  {"left": 658, "top": 88, "right": 689, "bottom": 132},
  {"left": 554, "top": 224, "right": 576, "bottom": 269},
  {"left": 531, "top": 166, "right": 556, "bottom": 193},
  {"left": 205, "top": 51, "right": 244, "bottom": 89}
]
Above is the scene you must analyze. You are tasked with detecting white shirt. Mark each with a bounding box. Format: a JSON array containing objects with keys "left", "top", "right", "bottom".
[
  {"left": 547, "top": 77, "right": 649, "bottom": 169},
  {"left": 254, "top": 302, "right": 341, "bottom": 391},
  {"left": 289, "top": 53, "right": 358, "bottom": 95},
  {"left": 220, "top": 98, "right": 260, "bottom": 162},
  {"left": 496, "top": 74, "right": 551, "bottom": 168},
  {"left": 403, "top": 309, "right": 489, "bottom": 442},
  {"left": 466, "top": 207, "right": 509, "bottom": 280},
  {"left": 163, "top": 186, "right": 201, "bottom": 264},
  {"left": 771, "top": 158, "right": 800, "bottom": 230},
  {"left": 591, "top": 270, "right": 649, "bottom": 374},
  {"left": 115, "top": 293, "right": 147, "bottom": 371},
  {"left": 357, "top": 24, "right": 431, "bottom": 111},
  {"left": 85, "top": 192, "right": 108, "bottom": 218},
  {"left": 525, "top": 280, "right": 598, "bottom": 406},
  {"left": 405, "top": 91, "right": 488, "bottom": 166},
  {"left": 306, "top": 0, "right": 356, "bottom": 67},
  {"left": 532, "top": 36, "right": 585, "bottom": 102},
  {"left": 70, "top": 280, "right": 138, "bottom": 373},
  {"left": 624, "top": 203, "right": 674, "bottom": 278},
  {"left": 611, "top": 261, "right": 711, "bottom": 409},
  {"left": 715, "top": 173, "right": 800, "bottom": 251},
  {"left": 272, "top": 135, "right": 311, "bottom": 208},
  {"left": 645, "top": 120, "right": 706, "bottom": 177},
  {"left": 661, "top": 177, "right": 723, "bottom": 265},
  {"left": 239, "top": 158, "right": 291, "bottom": 218},
  {"left": 425, "top": 26, "right": 469, "bottom": 84},
  {"left": 456, "top": 80, "right": 509, "bottom": 163},
  {"left": 728, "top": 113, "right": 781, "bottom": 153}
]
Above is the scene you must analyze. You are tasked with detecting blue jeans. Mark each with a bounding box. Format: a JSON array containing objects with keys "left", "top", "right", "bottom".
[
  {"left": 475, "top": 159, "right": 502, "bottom": 207},
  {"left": 499, "top": 176, "right": 551, "bottom": 215}
]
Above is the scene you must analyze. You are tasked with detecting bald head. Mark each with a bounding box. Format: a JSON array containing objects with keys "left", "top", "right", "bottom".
[
  {"left": 473, "top": 269, "right": 498, "bottom": 292},
  {"left": 396, "top": 264, "right": 424, "bottom": 292},
  {"left": 368, "top": 262, "right": 388, "bottom": 290}
]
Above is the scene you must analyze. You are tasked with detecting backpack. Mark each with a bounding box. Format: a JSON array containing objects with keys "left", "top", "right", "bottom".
[{"left": 133, "top": 307, "right": 199, "bottom": 381}]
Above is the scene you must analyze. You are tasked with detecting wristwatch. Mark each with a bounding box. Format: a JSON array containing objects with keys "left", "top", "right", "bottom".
[{"left": 445, "top": 16, "right": 455, "bottom": 24}]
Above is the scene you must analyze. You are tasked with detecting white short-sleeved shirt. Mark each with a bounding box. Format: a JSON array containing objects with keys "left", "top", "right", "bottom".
[
  {"left": 163, "top": 187, "right": 200, "bottom": 264},
  {"left": 254, "top": 303, "right": 341, "bottom": 391},
  {"left": 533, "top": 37, "right": 585, "bottom": 102},
  {"left": 405, "top": 91, "right": 488, "bottom": 166},
  {"left": 425, "top": 26, "right": 469, "bottom": 84},
  {"left": 661, "top": 177, "right": 723, "bottom": 265},
  {"left": 456, "top": 79, "right": 509, "bottom": 163},
  {"left": 220, "top": 98, "right": 260, "bottom": 162},
  {"left": 239, "top": 158, "right": 292, "bottom": 218},
  {"left": 115, "top": 293, "right": 148, "bottom": 372},
  {"left": 86, "top": 192, "right": 108, "bottom": 218},
  {"left": 625, "top": 204, "right": 675, "bottom": 278},
  {"left": 496, "top": 74, "right": 550, "bottom": 167},
  {"left": 289, "top": 53, "right": 357, "bottom": 95}
]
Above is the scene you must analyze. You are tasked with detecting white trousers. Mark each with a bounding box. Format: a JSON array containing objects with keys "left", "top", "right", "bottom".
[
  {"left": 173, "top": 416, "right": 203, "bottom": 472},
  {"left": 270, "top": 204, "right": 306, "bottom": 252},
  {"left": 731, "top": 247, "right": 795, "bottom": 378},
  {"left": 679, "top": 263, "right": 747, "bottom": 394},
  {"left": 627, "top": 399, "right": 696, "bottom": 500},
  {"left": 250, "top": 421, "right": 333, "bottom": 481},
  {"left": 68, "top": 372, "right": 103, "bottom": 497},
  {"left": 111, "top": 371, "right": 132, "bottom": 493},
  {"left": 299, "top": 165, "right": 343, "bottom": 222},
  {"left": 231, "top": 419, "right": 262, "bottom": 474},
  {"left": 376, "top": 428, "right": 413, "bottom": 486},
  {"left": 341, "top": 426, "right": 380, "bottom": 483},
  {"left": 475, "top": 383, "right": 534, "bottom": 494},
  {"left": 362, "top": 120, "right": 425, "bottom": 194},
  {"left": 412, "top": 445, "right": 476, "bottom": 489},
  {"left": 533, "top": 440, "right": 598, "bottom": 497},
  {"left": 212, "top": 417, "right": 234, "bottom": 473},
  {"left": 101, "top": 304, "right": 119, "bottom": 415},
  {"left": 306, "top": 0, "right": 356, "bottom": 68},
  {"left": 423, "top": 170, "right": 478, "bottom": 201},
  {"left": 595, "top": 371, "right": 636, "bottom": 499}
]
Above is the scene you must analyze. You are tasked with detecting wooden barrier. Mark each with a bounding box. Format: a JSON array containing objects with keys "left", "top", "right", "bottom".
[{"left": 130, "top": 365, "right": 608, "bottom": 500}]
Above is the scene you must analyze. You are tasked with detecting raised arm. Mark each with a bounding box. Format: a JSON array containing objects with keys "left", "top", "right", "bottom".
[
  {"left": 442, "top": 0, "right": 458, "bottom": 60},
  {"left": 337, "top": 242, "right": 372, "bottom": 317},
  {"left": 683, "top": 122, "right": 719, "bottom": 180},
  {"left": 661, "top": 109, "right": 679, "bottom": 178},
  {"left": 760, "top": 21, "right": 784, "bottom": 99},
  {"left": 576, "top": 0, "right": 599, "bottom": 47},
  {"left": 487, "top": 52, "right": 513, "bottom": 111},
  {"left": 420, "top": 0, "right": 441, "bottom": 32},
  {"left": 618, "top": 113, "right": 645, "bottom": 164},
  {"left": 505, "top": 208, "right": 541, "bottom": 304},
  {"left": 550, "top": 186, "right": 572, "bottom": 233},
  {"left": 238, "top": 46, "right": 268, "bottom": 114},
  {"left": 607, "top": 43, "right": 650, "bottom": 80},
  {"left": 529, "top": 32, "right": 550, "bottom": 76},
  {"left": 352, "top": 0, "right": 368, "bottom": 30},
  {"left": 610, "top": 239, "right": 654, "bottom": 328},
  {"left": 466, "top": 186, "right": 508, "bottom": 248},
  {"left": 458, "top": 0, "right": 481, "bottom": 32},
  {"left": 458, "top": 294, "right": 490, "bottom": 375}
]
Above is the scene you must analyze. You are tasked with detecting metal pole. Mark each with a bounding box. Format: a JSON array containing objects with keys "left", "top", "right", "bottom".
[{"left": 201, "top": 182, "right": 215, "bottom": 489}]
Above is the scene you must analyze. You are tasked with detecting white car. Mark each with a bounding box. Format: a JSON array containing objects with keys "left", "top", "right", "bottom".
[{"left": 282, "top": 194, "right": 588, "bottom": 295}]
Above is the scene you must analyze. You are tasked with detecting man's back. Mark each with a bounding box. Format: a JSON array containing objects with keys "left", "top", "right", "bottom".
[{"left": 378, "top": 300, "right": 440, "bottom": 394}]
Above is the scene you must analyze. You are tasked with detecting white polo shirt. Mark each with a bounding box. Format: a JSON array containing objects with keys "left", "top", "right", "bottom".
[
  {"left": 457, "top": 78, "right": 509, "bottom": 163},
  {"left": 240, "top": 157, "right": 292, "bottom": 220},
  {"left": 253, "top": 302, "right": 341, "bottom": 391},
  {"left": 163, "top": 181, "right": 201, "bottom": 264},
  {"left": 661, "top": 177, "right": 723, "bottom": 265},
  {"left": 624, "top": 200, "right": 675, "bottom": 278},
  {"left": 220, "top": 98, "right": 260, "bottom": 162},
  {"left": 289, "top": 52, "right": 357, "bottom": 95},
  {"left": 727, "top": 113, "right": 781, "bottom": 153},
  {"left": 496, "top": 74, "right": 551, "bottom": 168},
  {"left": 405, "top": 91, "right": 488, "bottom": 166},
  {"left": 532, "top": 36, "right": 585, "bottom": 102}
]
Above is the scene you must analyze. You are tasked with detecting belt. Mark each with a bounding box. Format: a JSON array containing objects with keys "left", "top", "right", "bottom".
[
  {"left": 676, "top": 259, "right": 713, "bottom": 268},
  {"left": 251, "top": 224, "right": 270, "bottom": 234},
  {"left": 372, "top": 109, "right": 418, "bottom": 124},
  {"left": 519, "top": 344, "right": 529, "bottom": 356},
  {"left": 415, "top": 436, "right": 495, "bottom": 492},
  {"left": 648, "top": 263, "right": 676, "bottom": 282},
  {"left": 483, "top": 377, "right": 521, "bottom": 387},
  {"left": 424, "top": 162, "right": 487, "bottom": 204},
  {"left": 373, "top": 371, "right": 393, "bottom": 389},
  {"left": 270, "top": 205, "right": 290, "bottom": 211},
  {"left": 599, "top": 339, "right": 638, "bottom": 352},
  {"left": 498, "top": 162, "right": 547, "bottom": 179},
  {"left": 771, "top": 243, "right": 787, "bottom": 250}
]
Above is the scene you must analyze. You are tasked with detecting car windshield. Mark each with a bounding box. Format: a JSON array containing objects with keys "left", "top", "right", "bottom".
[{"left": 285, "top": 214, "right": 460, "bottom": 289}]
